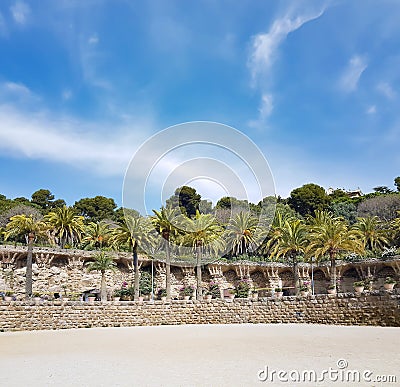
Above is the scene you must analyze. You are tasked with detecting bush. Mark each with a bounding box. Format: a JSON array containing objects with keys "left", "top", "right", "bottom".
[
  {"left": 139, "top": 271, "right": 152, "bottom": 295},
  {"left": 235, "top": 280, "right": 250, "bottom": 298},
  {"left": 157, "top": 288, "right": 167, "bottom": 299},
  {"left": 208, "top": 282, "right": 221, "bottom": 299},
  {"left": 384, "top": 277, "right": 396, "bottom": 284},
  {"left": 180, "top": 286, "right": 194, "bottom": 297}
]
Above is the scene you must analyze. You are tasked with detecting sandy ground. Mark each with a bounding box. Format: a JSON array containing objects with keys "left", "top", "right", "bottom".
[{"left": 0, "top": 324, "right": 398, "bottom": 387}]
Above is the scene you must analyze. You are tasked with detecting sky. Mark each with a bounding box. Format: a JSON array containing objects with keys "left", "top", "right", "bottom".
[{"left": 0, "top": 0, "right": 399, "bottom": 212}]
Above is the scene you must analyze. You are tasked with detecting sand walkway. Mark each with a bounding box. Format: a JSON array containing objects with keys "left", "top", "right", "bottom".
[{"left": 0, "top": 324, "right": 398, "bottom": 386}]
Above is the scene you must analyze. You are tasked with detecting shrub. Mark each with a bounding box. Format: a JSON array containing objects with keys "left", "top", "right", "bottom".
[
  {"left": 384, "top": 277, "right": 396, "bottom": 284},
  {"left": 208, "top": 282, "right": 221, "bottom": 299},
  {"left": 180, "top": 286, "right": 194, "bottom": 297},
  {"left": 274, "top": 287, "right": 283, "bottom": 292},
  {"left": 157, "top": 288, "right": 167, "bottom": 299},
  {"left": 353, "top": 281, "right": 365, "bottom": 287},
  {"left": 235, "top": 280, "right": 250, "bottom": 298},
  {"left": 139, "top": 271, "right": 152, "bottom": 295}
]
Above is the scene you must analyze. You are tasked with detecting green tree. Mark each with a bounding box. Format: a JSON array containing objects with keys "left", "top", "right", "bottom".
[
  {"left": 181, "top": 211, "right": 224, "bottom": 300},
  {"left": 353, "top": 216, "right": 389, "bottom": 252},
  {"left": 330, "top": 201, "right": 358, "bottom": 224},
  {"left": 307, "top": 211, "right": 364, "bottom": 288},
  {"left": 152, "top": 207, "right": 181, "bottom": 300},
  {"left": 73, "top": 196, "right": 117, "bottom": 223},
  {"left": 31, "top": 189, "right": 66, "bottom": 213},
  {"left": 259, "top": 209, "right": 296, "bottom": 257},
  {"left": 4, "top": 214, "right": 47, "bottom": 297},
  {"left": 110, "top": 215, "right": 153, "bottom": 300},
  {"left": 373, "top": 186, "right": 393, "bottom": 194},
  {"left": 82, "top": 221, "right": 112, "bottom": 250},
  {"left": 86, "top": 251, "right": 117, "bottom": 301},
  {"left": 394, "top": 177, "right": 400, "bottom": 192},
  {"left": 328, "top": 189, "right": 350, "bottom": 203},
  {"left": 166, "top": 186, "right": 201, "bottom": 217},
  {"left": 288, "top": 183, "right": 331, "bottom": 217},
  {"left": 224, "top": 211, "right": 260, "bottom": 256},
  {"left": 269, "top": 219, "right": 308, "bottom": 294},
  {"left": 44, "top": 206, "right": 85, "bottom": 248}
]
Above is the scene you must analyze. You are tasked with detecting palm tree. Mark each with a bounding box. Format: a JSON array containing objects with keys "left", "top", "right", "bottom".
[
  {"left": 224, "top": 211, "right": 259, "bottom": 257},
  {"left": 82, "top": 221, "right": 112, "bottom": 250},
  {"left": 269, "top": 219, "right": 308, "bottom": 294},
  {"left": 86, "top": 251, "right": 117, "bottom": 301},
  {"left": 181, "top": 211, "right": 224, "bottom": 300},
  {"left": 259, "top": 210, "right": 296, "bottom": 257},
  {"left": 44, "top": 206, "right": 85, "bottom": 248},
  {"left": 307, "top": 211, "right": 364, "bottom": 288},
  {"left": 152, "top": 207, "right": 181, "bottom": 300},
  {"left": 353, "top": 216, "right": 389, "bottom": 252},
  {"left": 110, "top": 215, "right": 153, "bottom": 300},
  {"left": 4, "top": 214, "right": 47, "bottom": 298}
]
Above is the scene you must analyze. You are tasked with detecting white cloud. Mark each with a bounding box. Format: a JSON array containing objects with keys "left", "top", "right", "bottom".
[
  {"left": 1, "top": 81, "right": 31, "bottom": 96},
  {"left": 247, "top": 94, "right": 274, "bottom": 130},
  {"left": 10, "top": 1, "right": 30, "bottom": 25},
  {"left": 377, "top": 82, "right": 396, "bottom": 99},
  {"left": 248, "top": 9, "right": 325, "bottom": 85},
  {"left": 366, "top": 105, "right": 377, "bottom": 114},
  {"left": 0, "top": 104, "right": 154, "bottom": 177},
  {"left": 247, "top": 8, "right": 324, "bottom": 129},
  {"left": 259, "top": 94, "right": 274, "bottom": 119},
  {"left": 339, "top": 55, "right": 368, "bottom": 92},
  {"left": 88, "top": 34, "right": 99, "bottom": 45}
]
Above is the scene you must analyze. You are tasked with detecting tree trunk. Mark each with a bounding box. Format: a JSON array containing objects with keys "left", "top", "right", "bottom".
[
  {"left": 196, "top": 244, "right": 203, "bottom": 300},
  {"left": 293, "top": 255, "right": 299, "bottom": 295},
  {"left": 133, "top": 242, "right": 140, "bottom": 301},
  {"left": 165, "top": 235, "right": 171, "bottom": 301},
  {"left": 25, "top": 232, "right": 34, "bottom": 298},
  {"left": 100, "top": 270, "right": 107, "bottom": 302},
  {"left": 330, "top": 252, "right": 336, "bottom": 287}
]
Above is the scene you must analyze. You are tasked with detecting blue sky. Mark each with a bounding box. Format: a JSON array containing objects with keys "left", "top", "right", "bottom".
[{"left": 0, "top": 0, "right": 399, "bottom": 210}]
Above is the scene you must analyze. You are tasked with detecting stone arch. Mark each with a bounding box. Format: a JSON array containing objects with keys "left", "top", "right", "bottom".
[
  {"left": 223, "top": 269, "right": 238, "bottom": 287},
  {"left": 341, "top": 267, "right": 360, "bottom": 292},
  {"left": 116, "top": 261, "right": 130, "bottom": 274},
  {"left": 250, "top": 270, "right": 265, "bottom": 289},
  {"left": 312, "top": 269, "right": 328, "bottom": 294},
  {"left": 279, "top": 269, "right": 295, "bottom": 295},
  {"left": 375, "top": 266, "right": 397, "bottom": 289},
  {"left": 50, "top": 256, "right": 69, "bottom": 267},
  {"left": 15, "top": 255, "right": 27, "bottom": 269},
  {"left": 376, "top": 266, "right": 396, "bottom": 279},
  {"left": 171, "top": 266, "right": 184, "bottom": 283}
]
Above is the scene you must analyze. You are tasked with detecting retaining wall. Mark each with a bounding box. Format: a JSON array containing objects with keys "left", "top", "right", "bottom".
[{"left": 1, "top": 293, "right": 399, "bottom": 332}]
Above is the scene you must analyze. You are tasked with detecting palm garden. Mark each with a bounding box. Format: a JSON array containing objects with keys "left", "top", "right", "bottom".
[{"left": 1, "top": 183, "right": 400, "bottom": 299}]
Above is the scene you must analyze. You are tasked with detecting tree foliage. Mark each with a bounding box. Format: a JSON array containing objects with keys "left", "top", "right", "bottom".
[
  {"left": 357, "top": 194, "right": 400, "bottom": 222},
  {"left": 288, "top": 183, "right": 331, "bottom": 217},
  {"left": 166, "top": 186, "right": 201, "bottom": 217},
  {"left": 73, "top": 196, "right": 117, "bottom": 223}
]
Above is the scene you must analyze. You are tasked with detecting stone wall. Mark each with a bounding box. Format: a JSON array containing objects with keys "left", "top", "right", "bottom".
[
  {"left": 1, "top": 293, "right": 399, "bottom": 332},
  {"left": 1, "top": 245, "right": 400, "bottom": 299}
]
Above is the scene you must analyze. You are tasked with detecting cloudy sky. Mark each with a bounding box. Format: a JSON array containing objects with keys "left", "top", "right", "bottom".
[{"left": 0, "top": 0, "right": 399, "bottom": 209}]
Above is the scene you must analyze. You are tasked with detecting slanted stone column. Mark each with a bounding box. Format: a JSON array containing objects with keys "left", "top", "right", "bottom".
[
  {"left": 154, "top": 262, "right": 166, "bottom": 292},
  {"left": 264, "top": 267, "right": 280, "bottom": 295},
  {"left": 208, "top": 264, "right": 225, "bottom": 298}
]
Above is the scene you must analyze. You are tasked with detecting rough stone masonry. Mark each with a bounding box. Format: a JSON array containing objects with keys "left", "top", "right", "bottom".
[{"left": 0, "top": 292, "right": 399, "bottom": 332}]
